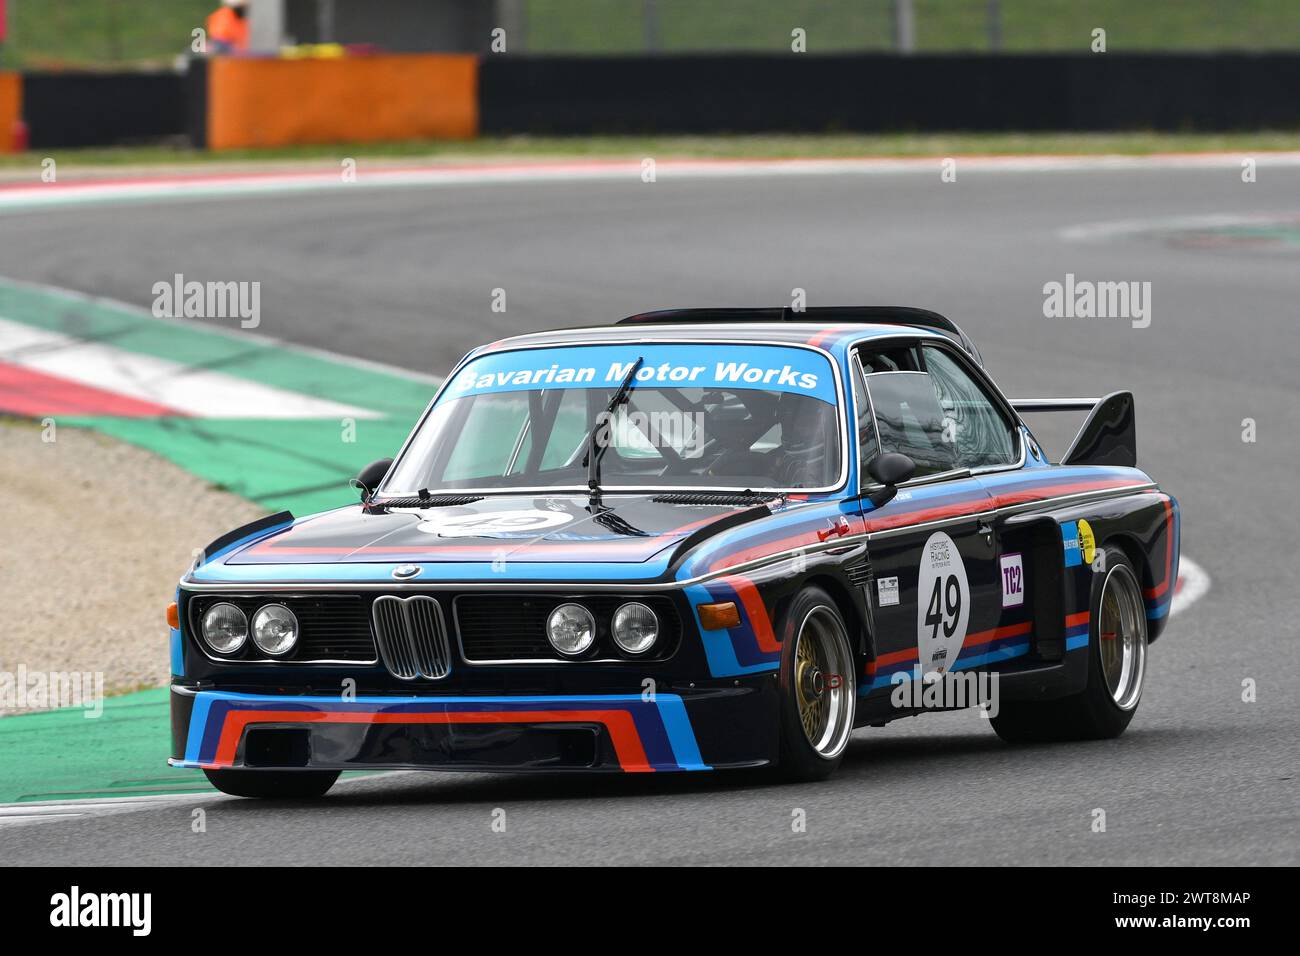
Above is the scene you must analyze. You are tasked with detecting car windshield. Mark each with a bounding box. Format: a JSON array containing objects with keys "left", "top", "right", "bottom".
[{"left": 381, "top": 342, "right": 844, "bottom": 493}]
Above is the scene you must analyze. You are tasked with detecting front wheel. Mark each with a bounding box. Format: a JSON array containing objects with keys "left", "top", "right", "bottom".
[
  {"left": 775, "top": 586, "right": 857, "bottom": 781},
  {"left": 203, "top": 768, "right": 340, "bottom": 799},
  {"left": 990, "top": 545, "right": 1148, "bottom": 743}
]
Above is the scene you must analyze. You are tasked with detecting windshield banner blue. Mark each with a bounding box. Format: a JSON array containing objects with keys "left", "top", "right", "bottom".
[{"left": 445, "top": 344, "right": 838, "bottom": 405}]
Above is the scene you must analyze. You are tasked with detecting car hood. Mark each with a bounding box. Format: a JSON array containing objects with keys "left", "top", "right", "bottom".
[{"left": 220, "top": 495, "right": 768, "bottom": 567}]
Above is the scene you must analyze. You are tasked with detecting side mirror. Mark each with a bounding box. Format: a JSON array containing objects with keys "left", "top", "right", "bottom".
[
  {"left": 865, "top": 452, "right": 916, "bottom": 507},
  {"left": 353, "top": 458, "right": 393, "bottom": 500}
]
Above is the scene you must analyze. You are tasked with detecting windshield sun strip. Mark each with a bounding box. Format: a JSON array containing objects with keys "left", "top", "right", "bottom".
[{"left": 377, "top": 338, "right": 852, "bottom": 497}]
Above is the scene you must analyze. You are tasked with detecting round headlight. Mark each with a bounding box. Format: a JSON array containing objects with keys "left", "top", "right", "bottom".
[
  {"left": 201, "top": 602, "right": 247, "bottom": 654},
  {"left": 546, "top": 603, "right": 595, "bottom": 656},
  {"left": 612, "top": 602, "right": 659, "bottom": 654},
  {"left": 251, "top": 604, "right": 299, "bottom": 656}
]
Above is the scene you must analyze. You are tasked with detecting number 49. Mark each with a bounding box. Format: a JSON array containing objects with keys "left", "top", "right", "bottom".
[{"left": 925, "top": 574, "right": 962, "bottom": 640}]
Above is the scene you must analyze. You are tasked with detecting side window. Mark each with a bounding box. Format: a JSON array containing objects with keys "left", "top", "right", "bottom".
[
  {"left": 861, "top": 370, "right": 958, "bottom": 479},
  {"left": 922, "top": 346, "right": 1018, "bottom": 469},
  {"left": 859, "top": 344, "right": 921, "bottom": 374},
  {"left": 851, "top": 354, "right": 879, "bottom": 472}
]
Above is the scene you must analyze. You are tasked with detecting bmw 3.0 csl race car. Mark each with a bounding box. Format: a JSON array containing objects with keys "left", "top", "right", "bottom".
[{"left": 169, "top": 307, "right": 1180, "bottom": 797}]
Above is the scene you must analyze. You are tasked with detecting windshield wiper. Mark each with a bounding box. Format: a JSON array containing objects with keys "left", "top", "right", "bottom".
[{"left": 585, "top": 356, "right": 643, "bottom": 509}]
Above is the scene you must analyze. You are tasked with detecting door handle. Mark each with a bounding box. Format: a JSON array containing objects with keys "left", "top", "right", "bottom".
[
  {"left": 817, "top": 516, "right": 852, "bottom": 542},
  {"left": 977, "top": 519, "right": 994, "bottom": 544}
]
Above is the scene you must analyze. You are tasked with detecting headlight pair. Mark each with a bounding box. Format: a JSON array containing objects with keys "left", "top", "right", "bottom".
[
  {"left": 545, "top": 602, "right": 658, "bottom": 657},
  {"left": 200, "top": 602, "right": 298, "bottom": 657}
]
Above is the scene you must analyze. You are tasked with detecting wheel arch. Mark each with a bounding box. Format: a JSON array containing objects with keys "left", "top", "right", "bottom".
[
  {"left": 1104, "top": 532, "right": 1149, "bottom": 586},
  {"left": 1099, "top": 529, "right": 1169, "bottom": 642},
  {"left": 800, "top": 573, "right": 871, "bottom": 669}
]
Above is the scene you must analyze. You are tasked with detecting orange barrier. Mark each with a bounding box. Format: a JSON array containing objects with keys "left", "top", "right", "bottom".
[
  {"left": 207, "top": 54, "right": 477, "bottom": 150},
  {"left": 0, "top": 72, "right": 21, "bottom": 153}
]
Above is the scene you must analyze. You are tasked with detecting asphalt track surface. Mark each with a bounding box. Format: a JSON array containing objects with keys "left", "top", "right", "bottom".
[{"left": 2, "top": 162, "right": 1297, "bottom": 865}]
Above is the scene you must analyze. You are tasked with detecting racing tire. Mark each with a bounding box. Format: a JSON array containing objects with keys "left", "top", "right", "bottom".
[
  {"left": 775, "top": 586, "right": 857, "bottom": 781},
  {"left": 203, "top": 768, "right": 340, "bottom": 799},
  {"left": 990, "top": 545, "right": 1148, "bottom": 744}
]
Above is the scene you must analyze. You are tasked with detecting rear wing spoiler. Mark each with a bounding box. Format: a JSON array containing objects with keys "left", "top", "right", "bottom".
[{"left": 1010, "top": 390, "right": 1136, "bottom": 468}]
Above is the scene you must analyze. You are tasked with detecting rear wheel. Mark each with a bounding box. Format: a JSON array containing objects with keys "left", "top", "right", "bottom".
[
  {"left": 203, "top": 768, "right": 339, "bottom": 799},
  {"left": 990, "top": 545, "right": 1148, "bottom": 743},
  {"left": 776, "top": 587, "right": 857, "bottom": 781}
]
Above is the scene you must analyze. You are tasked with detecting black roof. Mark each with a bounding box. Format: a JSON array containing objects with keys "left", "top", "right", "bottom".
[{"left": 616, "top": 307, "right": 983, "bottom": 364}]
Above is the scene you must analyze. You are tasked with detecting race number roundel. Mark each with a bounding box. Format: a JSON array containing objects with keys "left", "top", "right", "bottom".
[
  {"left": 915, "top": 531, "right": 970, "bottom": 677},
  {"left": 417, "top": 509, "right": 572, "bottom": 538}
]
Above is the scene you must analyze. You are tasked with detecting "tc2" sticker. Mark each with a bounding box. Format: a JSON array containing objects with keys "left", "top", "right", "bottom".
[{"left": 1000, "top": 553, "right": 1024, "bottom": 608}]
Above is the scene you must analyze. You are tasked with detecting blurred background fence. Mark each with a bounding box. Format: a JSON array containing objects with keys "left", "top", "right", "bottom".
[{"left": 2, "top": 0, "right": 1300, "bottom": 69}]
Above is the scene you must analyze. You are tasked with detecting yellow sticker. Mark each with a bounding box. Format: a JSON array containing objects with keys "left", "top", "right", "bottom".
[{"left": 1078, "top": 519, "right": 1096, "bottom": 566}]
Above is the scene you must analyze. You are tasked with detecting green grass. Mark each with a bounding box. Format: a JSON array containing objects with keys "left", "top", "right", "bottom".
[
  {"left": 1, "top": 131, "right": 1299, "bottom": 171},
  {"left": 0, "top": 0, "right": 213, "bottom": 70},
  {"left": 1, "top": 0, "right": 1298, "bottom": 69},
  {"left": 528, "top": 0, "right": 1300, "bottom": 53}
]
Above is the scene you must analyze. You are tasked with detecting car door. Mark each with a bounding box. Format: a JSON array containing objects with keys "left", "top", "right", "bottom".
[
  {"left": 849, "top": 342, "right": 1002, "bottom": 691},
  {"left": 918, "top": 343, "right": 1028, "bottom": 645}
]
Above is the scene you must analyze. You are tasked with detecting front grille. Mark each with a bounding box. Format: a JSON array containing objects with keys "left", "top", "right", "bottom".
[
  {"left": 371, "top": 595, "right": 452, "bottom": 679},
  {"left": 455, "top": 594, "right": 680, "bottom": 662},
  {"left": 187, "top": 594, "right": 376, "bottom": 662}
]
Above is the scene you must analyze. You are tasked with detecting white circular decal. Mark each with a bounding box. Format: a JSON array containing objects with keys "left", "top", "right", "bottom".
[
  {"left": 915, "top": 531, "right": 970, "bottom": 677},
  {"left": 417, "top": 509, "right": 573, "bottom": 538}
]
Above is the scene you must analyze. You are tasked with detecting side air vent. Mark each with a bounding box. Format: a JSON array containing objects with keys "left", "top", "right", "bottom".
[
  {"left": 652, "top": 492, "right": 781, "bottom": 506},
  {"left": 845, "top": 558, "right": 872, "bottom": 590},
  {"left": 371, "top": 595, "right": 452, "bottom": 679}
]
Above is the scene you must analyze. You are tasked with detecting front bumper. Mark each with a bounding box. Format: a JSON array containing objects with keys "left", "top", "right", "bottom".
[{"left": 169, "top": 683, "right": 777, "bottom": 773}]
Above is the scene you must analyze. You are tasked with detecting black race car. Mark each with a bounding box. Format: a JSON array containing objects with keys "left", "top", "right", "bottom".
[{"left": 168, "top": 308, "right": 1179, "bottom": 797}]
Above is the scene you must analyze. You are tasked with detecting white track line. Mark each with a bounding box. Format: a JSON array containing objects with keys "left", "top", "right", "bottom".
[
  {"left": 1060, "top": 211, "right": 1300, "bottom": 242},
  {"left": 0, "top": 772, "right": 394, "bottom": 829},
  {"left": 0, "top": 793, "right": 217, "bottom": 830},
  {"left": 1170, "top": 556, "right": 1209, "bottom": 618},
  {"left": 3, "top": 152, "right": 1300, "bottom": 214},
  {"left": 0, "top": 316, "right": 380, "bottom": 419}
]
